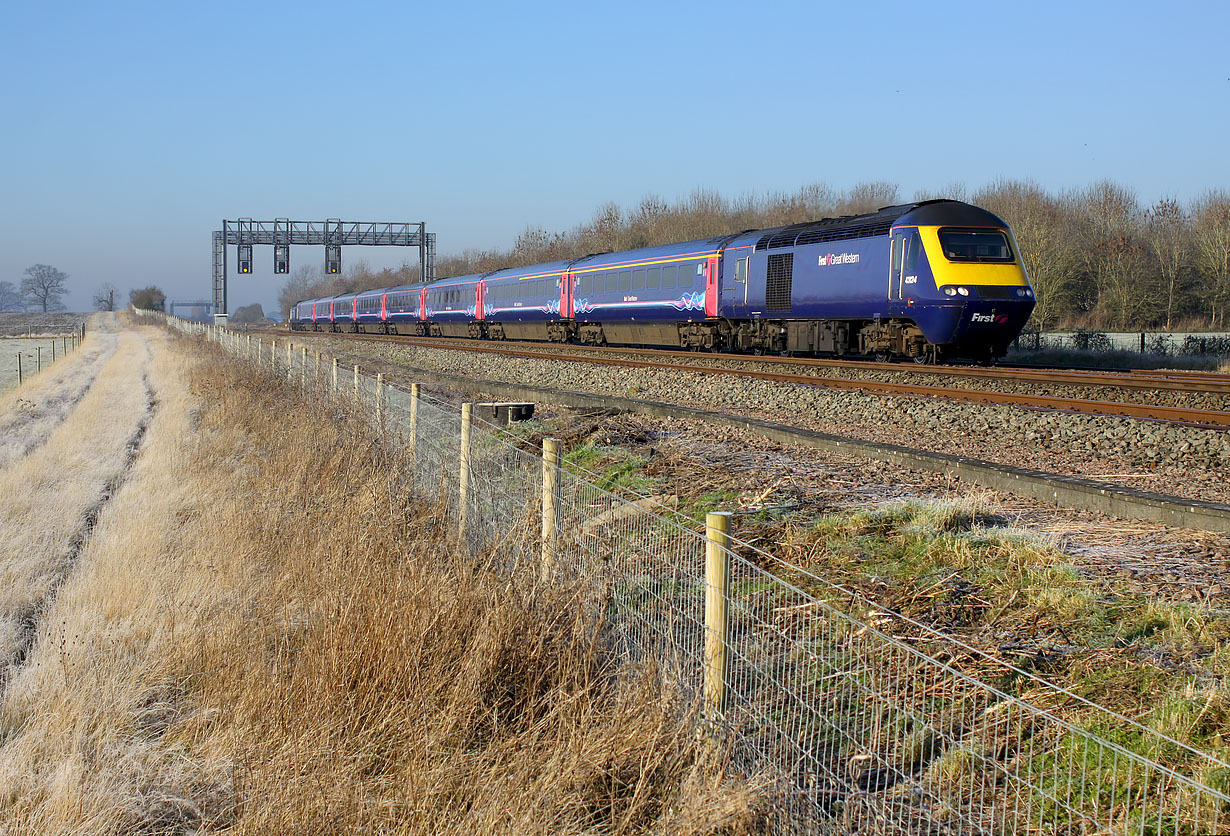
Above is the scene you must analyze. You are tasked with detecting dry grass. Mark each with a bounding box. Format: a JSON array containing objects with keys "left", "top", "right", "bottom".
[
  {"left": 0, "top": 328, "right": 152, "bottom": 672},
  {"left": 0, "top": 328, "right": 766, "bottom": 834},
  {"left": 0, "top": 329, "right": 118, "bottom": 470}
]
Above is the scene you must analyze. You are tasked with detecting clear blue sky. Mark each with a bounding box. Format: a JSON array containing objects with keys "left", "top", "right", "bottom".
[{"left": 2, "top": 0, "right": 1227, "bottom": 314}]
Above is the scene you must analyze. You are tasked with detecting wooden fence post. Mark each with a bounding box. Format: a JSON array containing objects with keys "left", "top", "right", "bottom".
[
  {"left": 301, "top": 347, "right": 307, "bottom": 388},
  {"left": 540, "top": 438, "right": 562, "bottom": 580},
  {"left": 52, "top": 340, "right": 56, "bottom": 363},
  {"left": 331, "top": 358, "right": 338, "bottom": 393},
  {"left": 458, "top": 403, "right": 473, "bottom": 544},
  {"left": 16, "top": 354, "right": 21, "bottom": 386},
  {"left": 353, "top": 365, "right": 360, "bottom": 402},
  {"left": 375, "top": 373, "right": 384, "bottom": 423},
  {"left": 704, "top": 511, "right": 732, "bottom": 720},
  {"left": 270, "top": 339, "right": 277, "bottom": 370}
]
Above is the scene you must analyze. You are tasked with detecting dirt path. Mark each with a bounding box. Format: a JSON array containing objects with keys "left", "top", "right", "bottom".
[
  {"left": 0, "top": 323, "right": 155, "bottom": 691},
  {"left": 0, "top": 313, "right": 122, "bottom": 471}
]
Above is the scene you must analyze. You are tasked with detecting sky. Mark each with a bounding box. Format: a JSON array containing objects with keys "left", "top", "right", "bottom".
[{"left": 2, "top": 0, "right": 1227, "bottom": 315}]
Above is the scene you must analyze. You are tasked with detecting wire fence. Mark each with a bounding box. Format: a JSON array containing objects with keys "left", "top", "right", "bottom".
[{"left": 162, "top": 315, "right": 1230, "bottom": 835}]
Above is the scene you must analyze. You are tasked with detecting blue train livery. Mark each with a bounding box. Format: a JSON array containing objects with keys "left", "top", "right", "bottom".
[{"left": 291, "top": 200, "right": 1035, "bottom": 362}]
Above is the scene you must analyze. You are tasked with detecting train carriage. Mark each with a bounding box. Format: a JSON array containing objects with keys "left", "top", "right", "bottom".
[{"left": 290, "top": 199, "right": 1034, "bottom": 362}]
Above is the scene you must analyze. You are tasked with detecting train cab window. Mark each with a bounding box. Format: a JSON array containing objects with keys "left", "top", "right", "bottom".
[
  {"left": 632, "top": 269, "right": 645, "bottom": 290},
  {"left": 618, "top": 271, "right": 631, "bottom": 292},
  {"left": 905, "top": 230, "right": 922, "bottom": 272},
  {"left": 734, "top": 258, "right": 748, "bottom": 283},
  {"left": 938, "top": 229, "right": 1013, "bottom": 262},
  {"left": 662, "top": 265, "right": 676, "bottom": 289},
  {"left": 647, "top": 267, "right": 660, "bottom": 289}
]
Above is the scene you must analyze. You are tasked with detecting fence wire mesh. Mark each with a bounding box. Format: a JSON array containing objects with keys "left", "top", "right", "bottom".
[{"left": 169, "top": 317, "right": 1230, "bottom": 835}]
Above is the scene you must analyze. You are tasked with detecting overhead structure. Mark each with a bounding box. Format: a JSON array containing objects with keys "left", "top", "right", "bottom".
[
  {"left": 211, "top": 218, "right": 436, "bottom": 316},
  {"left": 169, "top": 300, "right": 213, "bottom": 321}
]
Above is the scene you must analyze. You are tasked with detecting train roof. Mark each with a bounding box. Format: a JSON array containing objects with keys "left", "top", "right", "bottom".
[{"left": 730, "top": 200, "right": 1009, "bottom": 252}]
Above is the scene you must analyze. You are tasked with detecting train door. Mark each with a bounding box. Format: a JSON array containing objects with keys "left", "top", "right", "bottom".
[
  {"left": 559, "top": 272, "right": 574, "bottom": 319},
  {"left": 704, "top": 255, "right": 720, "bottom": 316},
  {"left": 475, "top": 283, "right": 485, "bottom": 320},
  {"left": 889, "top": 229, "right": 922, "bottom": 314},
  {"left": 726, "top": 251, "right": 750, "bottom": 318}
]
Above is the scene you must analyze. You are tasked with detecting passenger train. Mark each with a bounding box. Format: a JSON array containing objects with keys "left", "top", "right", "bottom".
[{"left": 290, "top": 200, "right": 1035, "bottom": 363}]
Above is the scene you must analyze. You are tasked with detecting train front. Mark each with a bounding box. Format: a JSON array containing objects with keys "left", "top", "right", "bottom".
[{"left": 894, "top": 202, "right": 1035, "bottom": 361}]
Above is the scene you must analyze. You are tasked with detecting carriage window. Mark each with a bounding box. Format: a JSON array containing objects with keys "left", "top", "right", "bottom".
[
  {"left": 938, "top": 229, "right": 1013, "bottom": 262},
  {"left": 632, "top": 269, "right": 645, "bottom": 290},
  {"left": 662, "top": 265, "right": 676, "bottom": 288},
  {"left": 604, "top": 272, "right": 616, "bottom": 292},
  {"left": 647, "top": 267, "right": 660, "bottom": 289},
  {"left": 678, "top": 264, "right": 693, "bottom": 288},
  {"left": 618, "top": 271, "right": 630, "bottom": 291}
]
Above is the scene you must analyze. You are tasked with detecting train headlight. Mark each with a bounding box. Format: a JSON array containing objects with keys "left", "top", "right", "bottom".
[
  {"left": 1015, "top": 288, "right": 1027, "bottom": 297},
  {"left": 956, "top": 287, "right": 970, "bottom": 296},
  {"left": 943, "top": 287, "right": 957, "bottom": 297}
]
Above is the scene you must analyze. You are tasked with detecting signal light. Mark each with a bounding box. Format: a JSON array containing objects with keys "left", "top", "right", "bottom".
[
  {"left": 237, "top": 244, "right": 252, "bottom": 274},
  {"left": 326, "top": 244, "right": 341, "bottom": 275},
  {"left": 274, "top": 244, "right": 290, "bottom": 274}
]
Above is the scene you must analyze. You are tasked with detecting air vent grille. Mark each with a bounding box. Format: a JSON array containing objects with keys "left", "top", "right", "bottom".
[
  {"left": 754, "top": 204, "right": 918, "bottom": 251},
  {"left": 766, "top": 253, "right": 793, "bottom": 313}
]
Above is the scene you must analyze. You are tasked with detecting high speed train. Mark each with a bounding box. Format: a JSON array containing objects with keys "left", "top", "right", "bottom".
[{"left": 290, "top": 200, "right": 1035, "bottom": 363}]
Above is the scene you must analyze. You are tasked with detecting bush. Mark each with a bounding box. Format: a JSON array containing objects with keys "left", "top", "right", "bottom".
[{"left": 1069, "top": 330, "right": 1112, "bottom": 352}]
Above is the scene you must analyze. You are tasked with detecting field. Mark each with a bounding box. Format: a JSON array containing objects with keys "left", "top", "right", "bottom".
[
  {"left": 0, "top": 312, "right": 88, "bottom": 336},
  {"left": 0, "top": 337, "right": 82, "bottom": 394}
]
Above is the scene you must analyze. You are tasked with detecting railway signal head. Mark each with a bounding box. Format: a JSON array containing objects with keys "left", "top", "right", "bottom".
[
  {"left": 237, "top": 244, "right": 252, "bottom": 274},
  {"left": 274, "top": 243, "right": 290, "bottom": 274}
]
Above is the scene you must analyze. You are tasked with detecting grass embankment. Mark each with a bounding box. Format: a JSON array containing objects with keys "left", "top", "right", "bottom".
[
  {"left": 527, "top": 431, "right": 1230, "bottom": 790},
  {"left": 0, "top": 330, "right": 765, "bottom": 834}
]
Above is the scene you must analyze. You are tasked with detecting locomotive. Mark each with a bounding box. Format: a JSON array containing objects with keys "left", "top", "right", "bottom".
[{"left": 290, "top": 200, "right": 1035, "bottom": 363}]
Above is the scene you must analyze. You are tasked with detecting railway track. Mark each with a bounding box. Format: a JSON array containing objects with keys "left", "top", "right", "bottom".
[{"left": 267, "top": 330, "right": 1230, "bottom": 429}]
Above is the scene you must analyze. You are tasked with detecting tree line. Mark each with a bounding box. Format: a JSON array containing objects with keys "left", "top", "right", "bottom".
[
  {"left": 275, "top": 179, "right": 1230, "bottom": 332},
  {"left": 0, "top": 263, "right": 168, "bottom": 314}
]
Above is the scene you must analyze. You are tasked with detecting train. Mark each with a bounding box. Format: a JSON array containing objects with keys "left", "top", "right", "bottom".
[{"left": 289, "top": 200, "right": 1035, "bottom": 363}]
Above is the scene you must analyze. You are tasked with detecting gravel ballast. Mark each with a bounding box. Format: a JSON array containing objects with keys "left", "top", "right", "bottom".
[{"left": 287, "top": 335, "right": 1230, "bottom": 506}]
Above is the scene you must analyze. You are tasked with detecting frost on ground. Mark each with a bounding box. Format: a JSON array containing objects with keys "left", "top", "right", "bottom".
[
  {"left": 0, "top": 325, "right": 120, "bottom": 468},
  {"left": 0, "top": 318, "right": 765, "bottom": 834}
]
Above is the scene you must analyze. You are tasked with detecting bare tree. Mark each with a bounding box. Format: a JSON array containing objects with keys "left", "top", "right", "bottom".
[
  {"left": 92, "top": 282, "right": 118, "bottom": 312},
  {"left": 1078, "top": 181, "right": 1148, "bottom": 329},
  {"left": 277, "top": 264, "right": 323, "bottom": 319},
  {"left": 1191, "top": 190, "right": 1230, "bottom": 329},
  {"left": 0, "top": 281, "right": 24, "bottom": 312},
  {"left": 20, "top": 264, "right": 69, "bottom": 312},
  {"left": 1143, "top": 198, "right": 1191, "bottom": 329},
  {"left": 975, "top": 179, "right": 1081, "bottom": 332}
]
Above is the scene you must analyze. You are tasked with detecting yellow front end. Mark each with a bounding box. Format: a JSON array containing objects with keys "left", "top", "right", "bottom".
[{"left": 917, "top": 226, "right": 1032, "bottom": 290}]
